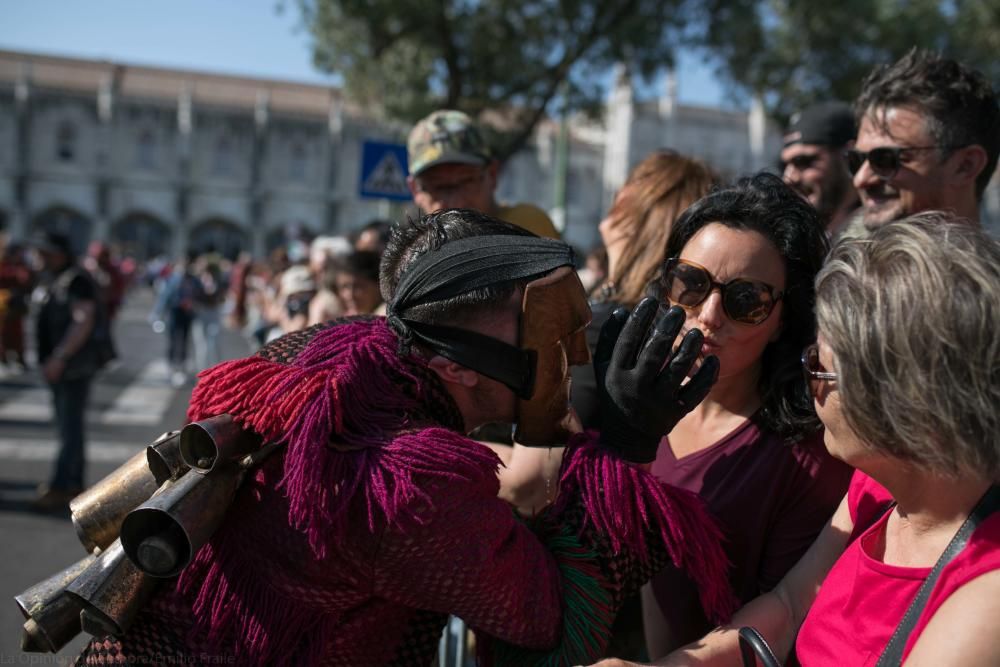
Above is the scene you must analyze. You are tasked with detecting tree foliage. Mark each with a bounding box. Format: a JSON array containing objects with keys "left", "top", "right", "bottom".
[
  {"left": 296, "top": 0, "right": 692, "bottom": 157},
  {"left": 294, "top": 0, "right": 1000, "bottom": 156},
  {"left": 696, "top": 0, "right": 1000, "bottom": 122}
]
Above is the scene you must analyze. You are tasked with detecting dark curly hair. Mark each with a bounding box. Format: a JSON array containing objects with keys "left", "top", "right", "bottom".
[
  {"left": 662, "top": 172, "right": 830, "bottom": 440},
  {"left": 855, "top": 48, "right": 999, "bottom": 198}
]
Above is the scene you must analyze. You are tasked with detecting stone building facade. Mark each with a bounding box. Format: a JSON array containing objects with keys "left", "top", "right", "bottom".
[
  {"left": 0, "top": 49, "right": 410, "bottom": 260},
  {"left": 8, "top": 50, "right": 987, "bottom": 259}
]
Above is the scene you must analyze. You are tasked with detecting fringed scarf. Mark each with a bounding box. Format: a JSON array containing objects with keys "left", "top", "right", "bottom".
[
  {"left": 177, "top": 318, "right": 490, "bottom": 665},
  {"left": 185, "top": 318, "right": 466, "bottom": 559},
  {"left": 480, "top": 432, "right": 737, "bottom": 667},
  {"left": 553, "top": 431, "right": 738, "bottom": 625}
]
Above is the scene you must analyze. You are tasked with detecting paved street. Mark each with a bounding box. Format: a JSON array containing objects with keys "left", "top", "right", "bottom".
[{"left": 0, "top": 287, "right": 253, "bottom": 663}]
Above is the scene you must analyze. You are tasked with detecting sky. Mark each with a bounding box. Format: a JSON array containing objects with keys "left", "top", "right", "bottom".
[{"left": 0, "top": 0, "right": 730, "bottom": 107}]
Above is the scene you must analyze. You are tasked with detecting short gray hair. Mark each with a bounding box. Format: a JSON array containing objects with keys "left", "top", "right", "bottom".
[{"left": 816, "top": 213, "right": 1000, "bottom": 479}]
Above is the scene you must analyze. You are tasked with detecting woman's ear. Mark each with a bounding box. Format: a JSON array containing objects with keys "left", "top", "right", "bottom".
[{"left": 427, "top": 355, "right": 479, "bottom": 388}]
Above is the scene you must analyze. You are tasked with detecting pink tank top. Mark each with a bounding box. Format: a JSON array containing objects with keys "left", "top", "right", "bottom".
[{"left": 795, "top": 471, "right": 1000, "bottom": 665}]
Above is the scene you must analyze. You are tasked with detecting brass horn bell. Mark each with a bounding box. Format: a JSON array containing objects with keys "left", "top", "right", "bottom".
[
  {"left": 70, "top": 429, "right": 186, "bottom": 553},
  {"left": 65, "top": 538, "right": 157, "bottom": 637},
  {"left": 147, "top": 429, "right": 187, "bottom": 485},
  {"left": 119, "top": 463, "right": 244, "bottom": 577},
  {"left": 15, "top": 553, "right": 95, "bottom": 653},
  {"left": 179, "top": 414, "right": 262, "bottom": 473}
]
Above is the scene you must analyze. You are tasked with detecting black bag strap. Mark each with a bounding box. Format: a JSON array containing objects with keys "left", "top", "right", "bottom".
[
  {"left": 875, "top": 484, "right": 1000, "bottom": 666},
  {"left": 739, "top": 626, "right": 782, "bottom": 667}
]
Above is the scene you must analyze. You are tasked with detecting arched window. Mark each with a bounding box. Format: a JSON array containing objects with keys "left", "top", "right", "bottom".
[
  {"left": 289, "top": 140, "right": 307, "bottom": 181},
  {"left": 56, "top": 122, "right": 76, "bottom": 162},
  {"left": 213, "top": 135, "right": 234, "bottom": 175},
  {"left": 136, "top": 129, "right": 157, "bottom": 169}
]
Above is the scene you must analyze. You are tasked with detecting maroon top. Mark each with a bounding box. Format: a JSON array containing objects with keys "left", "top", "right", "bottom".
[{"left": 645, "top": 416, "right": 852, "bottom": 649}]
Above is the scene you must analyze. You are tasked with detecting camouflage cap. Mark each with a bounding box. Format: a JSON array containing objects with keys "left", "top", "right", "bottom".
[{"left": 407, "top": 110, "right": 492, "bottom": 176}]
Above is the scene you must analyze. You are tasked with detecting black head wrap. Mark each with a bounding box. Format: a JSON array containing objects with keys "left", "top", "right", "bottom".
[{"left": 387, "top": 235, "right": 575, "bottom": 398}]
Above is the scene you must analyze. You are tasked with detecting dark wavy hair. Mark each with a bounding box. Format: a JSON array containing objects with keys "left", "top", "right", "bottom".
[
  {"left": 662, "top": 172, "right": 830, "bottom": 440},
  {"left": 855, "top": 48, "right": 999, "bottom": 198}
]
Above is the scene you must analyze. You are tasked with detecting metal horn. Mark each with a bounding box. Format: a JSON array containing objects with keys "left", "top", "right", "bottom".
[
  {"left": 179, "top": 414, "right": 262, "bottom": 473},
  {"left": 15, "top": 554, "right": 95, "bottom": 652},
  {"left": 119, "top": 463, "right": 244, "bottom": 577},
  {"left": 70, "top": 449, "right": 160, "bottom": 553},
  {"left": 65, "top": 538, "right": 157, "bottom": 637},
  {"left": 146, "top": 429, "right": 187, "bottom": 485}
]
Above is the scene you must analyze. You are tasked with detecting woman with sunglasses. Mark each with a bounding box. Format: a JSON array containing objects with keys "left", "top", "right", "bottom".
[
  {"left": 641, "top": 173, "right": 853, "bottom": 658},
  {"left": 590, "top": 214, "right": 1000, "bottom": 667},
  {"left": 572, "top": 149, "right": 717, "bottom": 428}
]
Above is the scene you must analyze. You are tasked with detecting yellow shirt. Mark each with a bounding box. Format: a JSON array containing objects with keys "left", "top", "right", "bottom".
[{"left": 494, "top": 203, "right": 561, "bottom": 239}]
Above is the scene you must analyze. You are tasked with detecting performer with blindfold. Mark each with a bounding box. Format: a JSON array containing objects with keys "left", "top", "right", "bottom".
[{"left": 76, "top": 208, "right": 735, "bottom": 666}]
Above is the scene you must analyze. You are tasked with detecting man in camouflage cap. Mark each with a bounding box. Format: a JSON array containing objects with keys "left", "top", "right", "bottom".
[{"left": 407, "top": 109, "right": 560, "bottom": 239}]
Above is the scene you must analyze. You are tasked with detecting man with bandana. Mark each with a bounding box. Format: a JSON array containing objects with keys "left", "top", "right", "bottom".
[{"left": 75, "top": 209, "right": 734, "bottom": 666}]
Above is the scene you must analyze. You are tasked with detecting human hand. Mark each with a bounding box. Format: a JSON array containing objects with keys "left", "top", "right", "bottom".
[
  {"left": 594, "top": 298, "right": 719, "bottom": 463},
  {"left": 42, "top": 356, "right": 65, "bottom": 383}
]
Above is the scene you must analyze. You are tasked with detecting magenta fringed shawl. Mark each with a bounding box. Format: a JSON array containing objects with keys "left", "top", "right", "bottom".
[
  {"left": 185, "top": 319, "right": 468, "bottom": 560},
  {"left": 554, "top": 431, "right": 738, "bottom": 624}
]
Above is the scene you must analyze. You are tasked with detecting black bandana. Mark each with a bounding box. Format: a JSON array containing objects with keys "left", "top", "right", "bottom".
[{"left": 387, "top": 235, "right": 575, "bottom": 398}]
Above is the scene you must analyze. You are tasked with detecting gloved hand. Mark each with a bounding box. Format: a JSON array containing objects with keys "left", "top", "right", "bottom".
[{"left": 594, "top": 297, "right": 719, "bottom": 463}]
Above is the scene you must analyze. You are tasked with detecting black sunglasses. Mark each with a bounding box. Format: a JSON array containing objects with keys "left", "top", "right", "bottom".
[
  {"left": 844, "top": 145, "right": 960, "bottom": 179},
  {"left": 661, "top": 258, "right": 783, "bottom": 325}
]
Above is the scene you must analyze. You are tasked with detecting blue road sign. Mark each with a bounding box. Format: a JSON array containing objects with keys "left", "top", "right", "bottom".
[{"left": 359, "top": 140, "right": 412, "bottom": 201}]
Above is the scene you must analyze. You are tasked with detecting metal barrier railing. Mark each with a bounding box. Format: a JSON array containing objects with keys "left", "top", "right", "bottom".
[{"left": 437, "top": 615, "right": 470, "bottom": 666}]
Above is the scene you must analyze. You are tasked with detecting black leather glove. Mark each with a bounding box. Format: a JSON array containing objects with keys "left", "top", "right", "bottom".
[{"left": 594, "top": 297, "right": 719, "bottom": 463}]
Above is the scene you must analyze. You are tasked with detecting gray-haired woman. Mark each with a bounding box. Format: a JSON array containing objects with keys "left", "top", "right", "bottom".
[{"left": 591, "top": 213, "right": 1000, "bottom": 666}]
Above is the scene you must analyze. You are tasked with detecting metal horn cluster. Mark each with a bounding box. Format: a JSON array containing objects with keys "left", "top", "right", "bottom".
[{"left": 13, "top": 416, "right": 274, "bottom": 653}]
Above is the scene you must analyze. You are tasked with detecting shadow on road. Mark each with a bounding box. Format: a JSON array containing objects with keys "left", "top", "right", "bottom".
[{"left": 0, "top": 477, "right": 73, "bottom": 518}]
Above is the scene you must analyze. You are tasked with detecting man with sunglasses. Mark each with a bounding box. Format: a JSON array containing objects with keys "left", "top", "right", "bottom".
[
  {"left": 406, "top": 109, "right": 561, "bottom": 239},
  {"left": 780, "top": 101, "right": 861, "bottom": 239},
  {"left": 850, "top": 49, "right": 998, "bottom": 231}
]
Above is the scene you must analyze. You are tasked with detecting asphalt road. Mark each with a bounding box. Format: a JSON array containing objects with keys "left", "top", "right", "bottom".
[{"left": 0, "top": 287, "right": 253, "bottom": 664}]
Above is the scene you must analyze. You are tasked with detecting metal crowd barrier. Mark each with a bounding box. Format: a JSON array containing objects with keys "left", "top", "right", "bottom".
[{"left": 437, "top": 615, "right": 470, "bottom": 667}]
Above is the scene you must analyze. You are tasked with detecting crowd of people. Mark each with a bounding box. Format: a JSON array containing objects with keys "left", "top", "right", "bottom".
[{"left": 10, "top": 45, "right": 999, "bottom": 667}]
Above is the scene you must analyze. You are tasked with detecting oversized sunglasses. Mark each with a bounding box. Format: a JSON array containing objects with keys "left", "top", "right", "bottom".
[
  {"left": 801, "top": 343, "right": 837, "bottom": 397},
  {"left": 844, "top": 145, "right": 958, "bottom": 179},
  {"left": 661, "top": 258, "right": 783, "bottom": 325}
]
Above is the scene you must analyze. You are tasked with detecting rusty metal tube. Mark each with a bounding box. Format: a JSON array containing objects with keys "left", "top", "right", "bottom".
[
  {"left": 65, "top": 538, "right": 157, "bottom": 637},
  {"left": 14, "top": 553, "right": 95, "bottom": 652},
  {"left": 70, "top": 450, "right": 159, "bottom": 553},
  {"left": 146, "top": 429, "right": 187, "bottom": 485},
  {"left": 119, "top": 463, "right": 244, "bottom": 577},
  {"left": 179, "top": 414, "right": 262, "bottom": 473}
]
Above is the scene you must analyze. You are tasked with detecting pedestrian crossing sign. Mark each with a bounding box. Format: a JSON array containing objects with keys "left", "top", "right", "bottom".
[{"left": 359, "top": 140, "right": 412, "bottom": 201}]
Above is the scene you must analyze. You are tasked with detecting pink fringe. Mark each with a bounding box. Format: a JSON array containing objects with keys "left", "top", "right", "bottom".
[
  {"left": 186, "top": 320, "right": 479, "bottom": 559},
  {"left": 553, "top": 431, "right": 738, "bottom": 624},
  {"left": 177, "top": 320, "right": 503, "bottom": 663},
  {"left": 175, "top": 429, "right": 500, "bottom": 664},
  {"left": 177, "top": 533, "right": 332, "bottom": 666}
]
